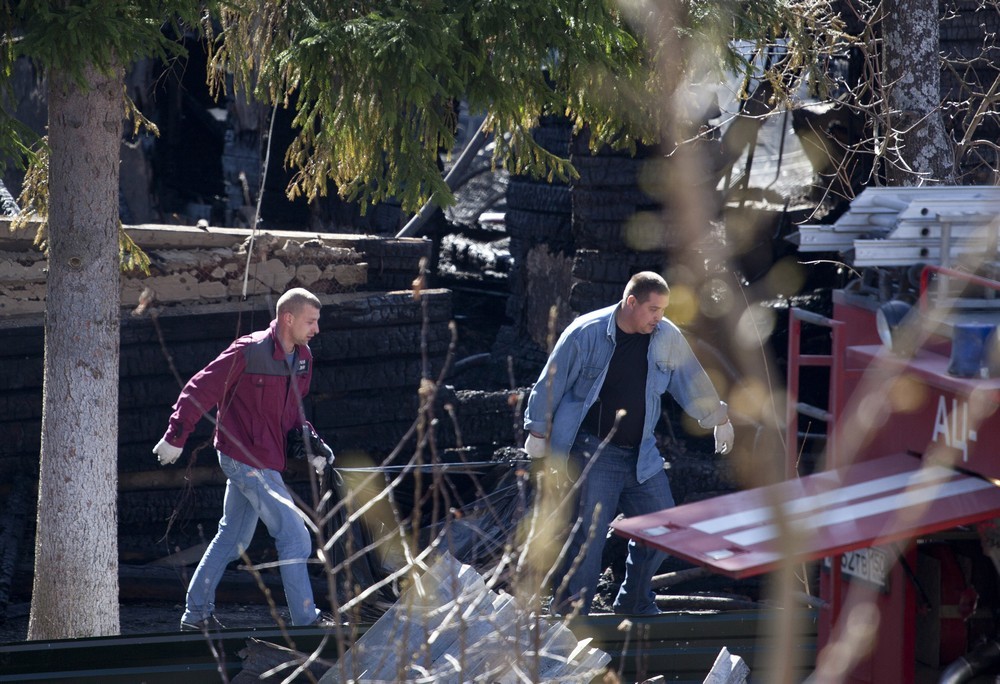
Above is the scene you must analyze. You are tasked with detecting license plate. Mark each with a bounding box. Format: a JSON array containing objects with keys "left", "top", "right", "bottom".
[{"left": 826, "top": 547, "right": 891, "bottom": 590}]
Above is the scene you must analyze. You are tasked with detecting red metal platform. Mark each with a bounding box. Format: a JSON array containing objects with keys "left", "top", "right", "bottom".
[{"left": 611, "top": 453, "right": 1000, "bottom": 578}]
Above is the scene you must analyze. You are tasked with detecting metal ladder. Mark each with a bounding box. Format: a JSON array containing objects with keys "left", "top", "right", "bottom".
[{"left": 785, "top": 307, "right": 845, "bottom": 478}]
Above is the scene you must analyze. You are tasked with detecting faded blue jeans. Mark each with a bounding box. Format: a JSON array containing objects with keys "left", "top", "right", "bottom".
[
  {"left": 182, "top": 452, "right": 320, "bottom": 626},
  {"left": 553, "top": 431, "right": 674, "bottom": 615}
]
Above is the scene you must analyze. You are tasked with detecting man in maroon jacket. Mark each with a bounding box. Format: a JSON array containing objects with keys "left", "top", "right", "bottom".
[{"left": 153, "top": 287, "right": 333, "bottom": 631}]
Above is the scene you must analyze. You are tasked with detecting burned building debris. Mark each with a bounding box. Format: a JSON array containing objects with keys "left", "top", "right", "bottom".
[
  {"left": 0, "top": 76, "right": 811, "bottom": 650},
  {"left": 0, "top": 219, "right": 529, "bottom": 624},
  {"left": 5, "top": 14, "right": 984, "bottom": 675}
]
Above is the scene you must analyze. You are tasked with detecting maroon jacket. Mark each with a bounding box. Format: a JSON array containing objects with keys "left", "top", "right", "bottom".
[{"left": 163, "top": 319, "right": 312, "bottom": 471}]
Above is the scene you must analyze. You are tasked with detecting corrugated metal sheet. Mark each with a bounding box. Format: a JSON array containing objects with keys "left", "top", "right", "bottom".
[{"left": 793, "top": 186, "right": 1000, "bottom": 266}]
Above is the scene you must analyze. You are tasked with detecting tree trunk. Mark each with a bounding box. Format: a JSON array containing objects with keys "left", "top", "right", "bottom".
[
  {"left": 883, "top": 0, "right": 954, "bottom": 185},
  {"left": 28, "top": 61, "right": 122, "bottom": 640}
]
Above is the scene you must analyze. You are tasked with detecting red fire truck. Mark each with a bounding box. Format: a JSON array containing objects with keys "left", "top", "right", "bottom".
[{"left": 614, "top": 263, "right": 1000, "bottom": 682}]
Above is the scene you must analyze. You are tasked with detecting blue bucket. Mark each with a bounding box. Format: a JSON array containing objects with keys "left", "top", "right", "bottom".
[{"left": 948, "top": 323, "right": 996, "bottom": 377}]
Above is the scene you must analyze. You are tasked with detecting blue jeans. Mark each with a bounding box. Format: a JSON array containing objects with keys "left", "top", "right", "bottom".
[
  {"left": 182, "top": 452, "right": 320, "bottom": 626},
  {"left": 554, "top": 432, "right": 674, "bottom": 615}
]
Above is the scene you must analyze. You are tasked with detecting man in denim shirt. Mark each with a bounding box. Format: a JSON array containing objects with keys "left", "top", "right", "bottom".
[{"left": 524, "top": 272, "right": 733, "bottom": 615}]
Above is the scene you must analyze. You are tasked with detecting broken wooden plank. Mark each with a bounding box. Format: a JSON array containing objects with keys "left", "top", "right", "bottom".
[{"left": 703, "top": 646, "right": 751, "bottom": 684}]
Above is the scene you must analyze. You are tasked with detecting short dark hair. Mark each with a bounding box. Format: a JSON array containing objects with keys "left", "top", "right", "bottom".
[
  {"left": 623, "top": 271, "right": 669, "bottom": 303},
  {"left": 276, "top": 288, "right": 321, "bottom": 316}
]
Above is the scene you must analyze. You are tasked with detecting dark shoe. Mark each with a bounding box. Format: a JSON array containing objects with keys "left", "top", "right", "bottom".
[
  {"left": 308, "top": 612, "right": 340, "bottom": 628},
  {"left": 180, "top": 614, "right": 226, "bottom": 632},
  {"left": 548, "top": 597, "right": 585, "bottom": 618},
  {"left": 613, "top": 606, "right": 663, "bottom": 617}
]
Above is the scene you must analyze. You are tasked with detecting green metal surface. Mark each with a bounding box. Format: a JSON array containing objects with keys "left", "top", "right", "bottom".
[
  {"left": 0, "top": 610, "right": 817, "bottom": 683},
  {"left": 567, "top": 610, "right": 818, "bottom": 683},
  {"left": 0, "top": 627, "right": 356, "bottom": 683}
]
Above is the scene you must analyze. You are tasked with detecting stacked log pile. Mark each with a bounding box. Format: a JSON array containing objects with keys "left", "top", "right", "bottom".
[
  {"left": 437, "top": 124, "right": 512, "bottom": 288},
  {"left": 494, "top": 117, "right": 576, "bottom": 384},
  {"left": 0, "top": 292, "right": 447, "bottom": 556},
  {"left": 940, "top": 1, "right": 1000, "bottom": 178},
  {"left": 493, "top": 128, "right": 747, "bottom": 550},
  {"left": 437, "top": 218, "right": 511, "bottom": 288},
  {"left": 569, "top": 131, "right": 666, "bottom": 315},
  {"left": 494, "top": 122, "right": 667, "bottom": 386}
]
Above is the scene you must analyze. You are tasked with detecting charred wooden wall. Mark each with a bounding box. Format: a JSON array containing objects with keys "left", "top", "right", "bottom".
[
  {"left": 496, "top": 118, "right": 669, "bottom": 386},
  {"left": 493, "top": 122, "right": 746, "bottom": 515},
  {"left": 0, "top": 226, "right": 521, "bottom": 574}
]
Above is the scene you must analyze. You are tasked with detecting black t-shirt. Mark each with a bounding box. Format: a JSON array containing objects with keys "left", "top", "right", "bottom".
[{"left": 581, "top": 323, "right": 650, "bottom": 448}]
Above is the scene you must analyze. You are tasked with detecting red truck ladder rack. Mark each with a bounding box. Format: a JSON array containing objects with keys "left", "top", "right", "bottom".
[{"left": 785, "top": 307, "right": 846, "bottom": 478}]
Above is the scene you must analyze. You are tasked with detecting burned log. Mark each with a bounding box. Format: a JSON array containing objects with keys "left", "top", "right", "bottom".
[
  {"left": 651, "top": 566, "right": 712, "bottom": 590},
  {"left": 493, "top": 116, "right": 576, "bottom": 386},
  {"left": 572, "top": 154, "right": 644, "bottom": 187},
  {"left": 571, "top": 248, "right": 665, "bottom": 284},
  {"left": 506, "top": 179, "right": 572, "bottom": 215},
  {"left": 438, "top": 232, "right": 511, "bottom": 285},
  {"left": 115, "top": 562, "right": 349, "bottom": 610},
  {"left": 0, "top": 476, "right": 32, "bottom": 618},
  {"left": 530, "top": 117, "right": 574, "bottom": 156},
  {"left": 118, "top": 466, "right": 228, "bottom": 493},
  {"left": 311, "top": 322, "right": 453, "bottom": 364},
  {"left": 573, "top": 187, "right": 660, "bottom": 224},
  {"left": 505, "top": 208, "right": 571, "bottom": 242},
  {"left": 655, "top": 594, "right": 760, "bottom": 612}
]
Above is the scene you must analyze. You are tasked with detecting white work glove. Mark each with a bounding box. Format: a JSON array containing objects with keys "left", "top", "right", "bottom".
[
  {"left": 153, "top": 437, "right": 183, "bottom": 465},
  {"left": 714, "top": 420, "right": 735, "bottom": 455},
  {"left": 524, "top": 433, "right": 547, "bottom": 459},
  {"left": 310, "top": 452, "right": 335, "bottom": 474}
]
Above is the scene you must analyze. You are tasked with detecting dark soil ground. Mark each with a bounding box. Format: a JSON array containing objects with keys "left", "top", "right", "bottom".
[{"left": 0, "top": 600, "right": 297, "bottom": 644}]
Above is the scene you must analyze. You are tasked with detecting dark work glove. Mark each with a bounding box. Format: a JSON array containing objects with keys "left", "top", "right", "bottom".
[{"left": 287, "top": 425, "right": 335, "bottom": 471}]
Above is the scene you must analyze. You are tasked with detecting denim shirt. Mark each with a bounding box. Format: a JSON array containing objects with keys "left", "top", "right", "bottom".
[{"left": 524, "top": 303, "right": 727, "bottom": 483}]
